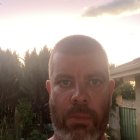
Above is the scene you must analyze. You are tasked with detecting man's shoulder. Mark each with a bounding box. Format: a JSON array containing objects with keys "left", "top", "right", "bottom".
[{"left": 48, "top": 136, "right": 55, "bottom": 140}]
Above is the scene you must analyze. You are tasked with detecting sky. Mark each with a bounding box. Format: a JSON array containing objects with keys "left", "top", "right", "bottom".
[{"left": 0, "top": 0, "right": 140, "bottom": 65}]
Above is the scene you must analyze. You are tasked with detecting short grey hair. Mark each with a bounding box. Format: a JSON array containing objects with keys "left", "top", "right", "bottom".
[{"left": 48, "top": 35, "right": 109, "bottom": 78}]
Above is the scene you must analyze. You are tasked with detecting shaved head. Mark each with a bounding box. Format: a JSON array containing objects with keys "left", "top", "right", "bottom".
[
  {"left": 49, "top": 35, "right": 109, "bottom": 78},
  {"left": 46, "top": 35, "right": 115, "bottom": 140}
]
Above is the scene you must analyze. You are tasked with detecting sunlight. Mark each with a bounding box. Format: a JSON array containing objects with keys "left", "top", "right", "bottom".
[{"left": 0, "top": 12, "right": 140, "bottom": 65}]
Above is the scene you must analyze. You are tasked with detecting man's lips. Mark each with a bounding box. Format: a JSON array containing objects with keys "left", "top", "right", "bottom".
[
  {"left": 68, "top": 113, "right": 91, "bottom": 120},
  {"left": 66, "top": 113, "right": 94, "bottom": 128}
]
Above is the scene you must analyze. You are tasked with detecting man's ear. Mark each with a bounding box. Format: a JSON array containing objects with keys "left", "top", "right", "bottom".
[
  {"left": 109, "top": 79, "right": 115, "bottom": 95},
  {"left": 46, "top": 80, "right": 51, "bottom": 96},
  {"left": 109, "top": 79, "right": 115, "bottom": 106}
]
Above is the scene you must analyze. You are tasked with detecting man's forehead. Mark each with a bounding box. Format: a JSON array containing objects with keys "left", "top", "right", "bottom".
[
  {"left": 51, "top": 53, "right": 109, "bottom": 79},
  {"left": 53, "top": 72, "right": 107, "bottom": 79},
  {"left": 49, "top": 40, "right": 109, "bottom": 79},
  {"left": 52, "top": 51, "right": 107, "bottom": 65},
  {"left": 52, "top": 45, "right": 104, "bottom": 56}
]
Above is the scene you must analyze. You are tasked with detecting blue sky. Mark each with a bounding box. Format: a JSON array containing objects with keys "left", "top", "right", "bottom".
[{"left": 0, "top": 0, "right": 140, "bottom": 65}]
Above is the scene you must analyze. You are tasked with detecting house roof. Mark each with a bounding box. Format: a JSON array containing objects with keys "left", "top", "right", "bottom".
[{"left": 110, "top": 57, "right": 140, "bottom": 79}]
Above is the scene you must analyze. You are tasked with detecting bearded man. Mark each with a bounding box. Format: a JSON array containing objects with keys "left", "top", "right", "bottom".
[{"left": 46, "top": 35, "right": 115, "bottom": 140}]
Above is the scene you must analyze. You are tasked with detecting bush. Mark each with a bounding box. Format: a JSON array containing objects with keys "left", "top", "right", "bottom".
[
  {"left": 114, "top": 82, "right": 135, "bottom": 100},
  {"left": 28, "top": 129, "right": 47, "bottom": 140}
]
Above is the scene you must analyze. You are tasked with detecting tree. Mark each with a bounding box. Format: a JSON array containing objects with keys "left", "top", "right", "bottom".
[
  {"left": 119, "top": 82, "right": 135, "bottom": 100},
  {"left": 23, "top": 47, "right": 51, "bottom": 130},
  {"left": 0, "top": 46, "right": 51, "bottom": 138},
  {"left": 112, "top": 81, "right": 135, "bottom": 108},
  {"left": 109, "top": 63, "right": 116, "bottom": 70},
  {"left": 0, "top": 49, "right": 22, "bottom": 128}
]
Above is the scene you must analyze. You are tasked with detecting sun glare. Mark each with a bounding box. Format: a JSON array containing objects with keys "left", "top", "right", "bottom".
[{"left": 0, "top": 10, "right": 140, "bottom": 65}]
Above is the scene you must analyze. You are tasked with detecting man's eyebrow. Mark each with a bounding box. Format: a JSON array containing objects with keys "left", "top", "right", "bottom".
[
  {"left": 86, "top": 72, "right": 107, "bottom": 80},
  {"left": 88, "top": 71, "right": 105, "bottom": 75},
  {"left": 54, "top": 74, "right": 73, "bottom": 79}
]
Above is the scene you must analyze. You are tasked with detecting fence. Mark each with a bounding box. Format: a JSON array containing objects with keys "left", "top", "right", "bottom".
[{"left": 119, "top": 107, "right": 137, "bottom": 140}]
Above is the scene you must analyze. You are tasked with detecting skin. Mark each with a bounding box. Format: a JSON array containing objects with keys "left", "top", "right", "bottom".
[{"left": 46, "top": 51, "right": 115, "bottom": 140}]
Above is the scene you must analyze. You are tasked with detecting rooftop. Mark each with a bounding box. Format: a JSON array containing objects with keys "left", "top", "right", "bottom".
[{"left": 110, "top": 57, "right": 140, "bottom": 79}]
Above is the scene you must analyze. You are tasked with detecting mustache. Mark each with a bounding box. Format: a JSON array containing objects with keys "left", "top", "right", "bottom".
[{"left": 64, "top": 104, "right": 97, "bottom": 122}]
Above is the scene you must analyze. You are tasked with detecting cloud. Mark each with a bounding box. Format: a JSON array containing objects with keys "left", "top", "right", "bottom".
[{"left": 83, "top": 0, "right": 140, "bottom": 17}]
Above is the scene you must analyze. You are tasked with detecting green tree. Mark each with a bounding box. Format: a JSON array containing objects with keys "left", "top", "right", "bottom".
[
  {"left": 112, "top": 81, "right": 135, "bottom": 108},
  {"left": 0, "top": 46, "right": 51, "bottom": 138},
  {"left": 23, "top": 47, "right": 51, "bottom": 131},
  {"left": 0, "top": 48, "right": 22, "bottom": 134},
  {"left": 119, "top": 82, "right": 135, "bottom": 100}
]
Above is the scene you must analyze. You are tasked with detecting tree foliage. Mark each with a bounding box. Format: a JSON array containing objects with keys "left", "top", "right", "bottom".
[
  {"left": 109, "top": 63, "right": 116, "bottom": 70},
  {"left": 23, "top": 47, "right": 51, "bottom": 125},
  {"left": 0, "top": 49, "right": 22, "bottom": 126},
  {"left": 0, "top": 46, "right": 51, "bottom": 139},
  {"left": 116, "top": 82, "right": 135, "bottom": 100},
  {"left": 112, "top": 80, "right": 135, "bottom": 108}
]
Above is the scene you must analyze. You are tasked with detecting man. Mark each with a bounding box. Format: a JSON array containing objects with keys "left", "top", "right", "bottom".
[{"left": 46, "top": 35, "right": 115, "bottom": 140}]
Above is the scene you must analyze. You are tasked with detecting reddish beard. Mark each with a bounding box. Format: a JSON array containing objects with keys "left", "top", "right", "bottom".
[
  {"left": 49, "top": 100, "right": 110, "bottom": 140},
  {"left": 63, "top": 104, "right": 98, "bottom": 130}
]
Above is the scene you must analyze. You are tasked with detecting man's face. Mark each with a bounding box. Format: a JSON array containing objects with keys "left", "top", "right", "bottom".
[{"left": 47, "top": 52, "right": 114, "bottom": 140}]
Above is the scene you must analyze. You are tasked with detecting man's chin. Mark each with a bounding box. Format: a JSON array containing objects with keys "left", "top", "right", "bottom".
[
  {"left": 55, "top": 127, "right": 99, "bottom": 140},
  {"left": 66, "top": 123, "right": 92, "bottom": 135},
  {"left": 54, "top": 121, "right": 99, "bottom": 140},
  {"left": 68, "top": 127, "right": 91, "bottom": 138}
]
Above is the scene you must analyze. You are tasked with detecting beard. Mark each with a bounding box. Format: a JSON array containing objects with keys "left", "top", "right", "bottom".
[{"left": 49, "top": 99, "right": 109, "bottom": 140}]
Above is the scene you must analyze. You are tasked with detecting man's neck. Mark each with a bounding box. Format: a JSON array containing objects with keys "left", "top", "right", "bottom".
[
  {"left": 48, "top": 134, "right": 106, "bottom": 140},
  {"left": 48, "top": 135, "right": 56, "bottom": 140}
]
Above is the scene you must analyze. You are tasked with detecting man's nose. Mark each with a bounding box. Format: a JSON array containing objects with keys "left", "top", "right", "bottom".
[{"left": 71, "top": 85, "right": 88, "bottom": 105}]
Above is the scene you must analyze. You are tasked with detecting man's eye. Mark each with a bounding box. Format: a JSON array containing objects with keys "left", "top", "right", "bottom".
[
  {"left": 59, "top": 80, "right": 72, "bottom": 88},
  {"left": 89, "top": 78, "right": 103, "bottom": 87}
]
